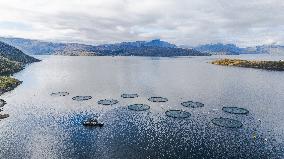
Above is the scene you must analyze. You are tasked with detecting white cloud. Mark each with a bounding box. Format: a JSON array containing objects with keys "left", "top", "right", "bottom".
[{"left": 0, "top": 0, "right": 283, "bottom": 46}]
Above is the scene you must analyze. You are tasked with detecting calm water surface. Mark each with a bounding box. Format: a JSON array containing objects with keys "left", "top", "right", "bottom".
[{"left": 0, "top": 54, "right": 284, "bottom": 159}]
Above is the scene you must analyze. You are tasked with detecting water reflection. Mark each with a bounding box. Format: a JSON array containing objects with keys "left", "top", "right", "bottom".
[{"left": 0, "top": 55, "right": 283, "bottom": 158}]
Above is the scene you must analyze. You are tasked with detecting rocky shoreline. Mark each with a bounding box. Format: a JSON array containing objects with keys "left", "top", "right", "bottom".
[
  {"left": 0, "top": 76, "right": 22, "bottom": 96},
  {"left": 211, "top": 59, "right": 284, "bottom": 71}
]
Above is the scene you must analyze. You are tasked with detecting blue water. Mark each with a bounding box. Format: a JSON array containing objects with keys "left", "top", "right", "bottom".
[{"left": 0, "top": 54, "right": 283, "bottom": 158}]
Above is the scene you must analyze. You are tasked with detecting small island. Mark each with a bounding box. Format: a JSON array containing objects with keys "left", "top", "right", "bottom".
[{"left": 211, "top": 59, "right": 284, "bottom": 71}]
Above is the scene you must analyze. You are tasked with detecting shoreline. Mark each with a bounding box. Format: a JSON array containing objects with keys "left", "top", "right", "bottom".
[
  {"left": 0, "top": 76, "right": 22, "bottom": 96},
  {"left": 211, "top": 59, "right": 284, "bottom": 71}
]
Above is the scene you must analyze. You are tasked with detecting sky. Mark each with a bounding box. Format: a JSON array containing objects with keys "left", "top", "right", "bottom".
[{"left": 0, "top": 0, "right": 283, "bottom": 47}]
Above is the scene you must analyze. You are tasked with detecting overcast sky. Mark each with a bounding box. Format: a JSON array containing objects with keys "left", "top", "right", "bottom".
[{"left": 0, "top": 0, "right": 283, "bottom": 47}]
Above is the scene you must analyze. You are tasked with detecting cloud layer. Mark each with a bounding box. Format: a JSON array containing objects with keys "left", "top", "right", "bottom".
[{"left": 0, "top": 0, "right": 283, "bottom": 46}]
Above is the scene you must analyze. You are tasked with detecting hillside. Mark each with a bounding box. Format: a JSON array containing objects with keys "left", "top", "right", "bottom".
[
  {"left": 90, "top": 39, "right": 208, "bottom": 56},
  {"left": 0, "top": 57, "right": 23, "bottom": 75},
  {"left": 0, "top": 37, "right": 94, "bottom": 55},
  {"left": 97, "top": 46, "right": 208, "bottom": 57},
  {"left": 0, "top": 37, "right": 208, "bottom": 57},
  {"left": 96, "top": 39, "right": 176, "bottom": 50},
  {"left": 0, "top": 37, "right": 64, "bottom": 55},
  {"left": 0, "top": 41, "right": 40, "bottom": 63},
  {"left": 194, "top": 43, "right": 244, "bottom": 55},
  {"left": 0, "top": 41, "right": 40, "bottom": 95}
]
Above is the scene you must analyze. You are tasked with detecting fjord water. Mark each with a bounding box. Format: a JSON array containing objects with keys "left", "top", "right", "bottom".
[{"left": 0, "top": 55, "right": 284, "bottom": 158}]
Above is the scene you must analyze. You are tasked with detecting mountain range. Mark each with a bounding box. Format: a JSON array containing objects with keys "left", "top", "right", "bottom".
[
  {"left": 193, "top": 43, "right": 245, "bottom": 55},
  {"left": 1, "top": 37, "right": 283, "bottom": 56},
  {"left": 184, "top": 43, "right": 284, "bottom": 55},
  {"left": 0, "top": 37, "right": 209, "bottom": 57}
]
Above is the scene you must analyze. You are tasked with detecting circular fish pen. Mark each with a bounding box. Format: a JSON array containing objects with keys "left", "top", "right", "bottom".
[
  {"left": 121, "top": 93, "right": 139, "bottom": 98},
  {"left": 72, "top": 96, "right": 92, "bottom": 101},
  {"left": 211, "top": 117, "right": 243, "bottom": 128},
  {"left": 0, "top": 99, "right": 7, "bottom": 107},
  {"left": 222, "top": 107, "right": 249, "bottom": 115},
  {"left": 165, "top": 110, "right": 191, "bottom": 118},
  {"left": 181, "top": 101, "right": 204, "bottom": 108},
  {"left": 50, "top": 92, "right": 69, "bottom": 97},
  {"left": 98, "top": 99, "right": 119, "bottom": 105},
  {"left": 0, "top": 114, "right": 9, "bottom": 119},
  {"left": 148, "top": 97, "right": 168, "bottom": 102},
  {"left": 128, "top": 104, "right": 150, "bottom": 111}
]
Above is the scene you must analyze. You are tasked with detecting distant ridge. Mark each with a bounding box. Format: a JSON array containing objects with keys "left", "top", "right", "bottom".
[
  {"left": 0, "top": 37, "right": 209, "bottom": 57},
  {"left": 96, "top": 39, "right": 176, "bottom": 50},
  {"left": 2, "top": 36, "right": 283, "bottom": 56},
  {"left": 181, "top": 43, "right": 284, "bottom": 55},
  {"left": 194, "top": 43, "right": 244, "bottom": 55},
  {"left": 0, "top": 37, "right": 94, "bottom": 55}
]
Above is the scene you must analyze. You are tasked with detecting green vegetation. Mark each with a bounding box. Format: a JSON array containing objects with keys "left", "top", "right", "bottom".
[
  {"left": 211, "top": 59, "right": 284, "bottom": 71},
  {"left": 0, "top": 41, "right": 40, "bottom": 63},
  {"left": 0, "top": 57, "right": 23, "bottom": 75},
  {"left": 0, "top": 56, "right": 23, "bottom": 95},
  {"left": 0, "top": 76, "right": 22, "bottom": 95},
  {"left": 0, "top": 41, "right": 40, "bottom": 95}
]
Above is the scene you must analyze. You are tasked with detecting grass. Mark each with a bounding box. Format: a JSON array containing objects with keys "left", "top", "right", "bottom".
[
  {"left": 0, "top": 76, "right": 21, "bottom": 93},
  {"left": 0, "top": 57, "right": 23, "bottom": 95},
  {"left": 211, "top": 59, "right": 284, "bottom": 71}
]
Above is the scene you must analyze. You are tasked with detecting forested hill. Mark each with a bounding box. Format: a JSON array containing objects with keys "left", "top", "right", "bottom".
[
  {"left": 0, "top": 57, "right": 23, "bottom": 75},
  {"left": 0, "top": 41, "right": 40, "bottom": 64}
]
